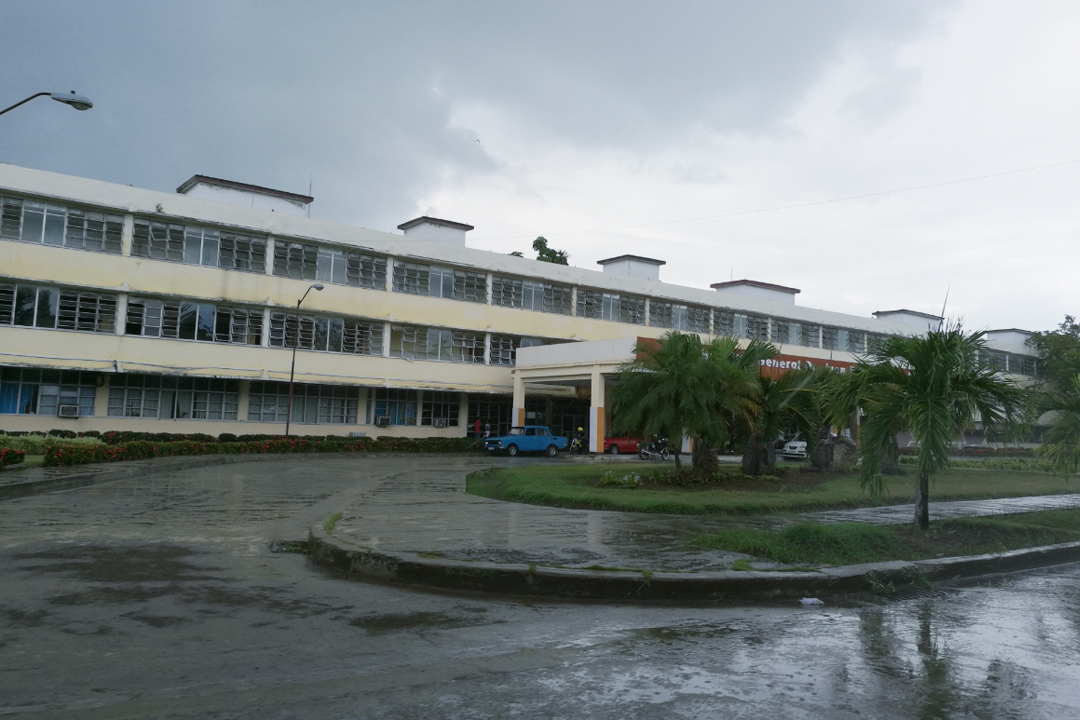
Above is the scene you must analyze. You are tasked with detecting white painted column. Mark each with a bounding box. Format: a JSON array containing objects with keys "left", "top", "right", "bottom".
[
  {"left": 589, "top": 366, "right": 605, "bottom": 453},
  {"left": 260, "top": 308, "right": 272, "bottom": 347},
  {"left": 512, "top": 372, "right": 526, "bottom": 426},
  {"left": 114, "top": 294, "right": 127, "bottom": 336},
  {"left": 264, "top": 236, "right": 276, "bottom": 276},
  {"left": 382, "top": 321, "right": 392, "bottom": 357},
  {"left": 121, "top": 214, "right": 134, "bottom": 256},
  {"left": 236, "top": 380, "right": 250, "bottom": 421},
  {"left": 570, "top": 286, "right": 578, "bottom": 316},
  {"left": 483, "top": 332, "right": 492, "bottom": 365}
]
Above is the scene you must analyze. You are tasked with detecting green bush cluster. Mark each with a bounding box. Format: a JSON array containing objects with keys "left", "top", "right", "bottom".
[
  {"left": 645, "top": 468, "right": 781, "bottom": 487},
  {"left": 41, "top": 435, "right": 482, "bottom": 467},
  {"left": 0, "top": 434, "right": 104, "bottom": 454},
  {"left": 899, "top": 455, "right": 1057, "bottom": 473},
  {"left": 599, "top": 470, "right": 643, "bottom": 489},
  {"left": 0, "top": 447, "right": 25, "bottom": 468},
  {"left": 898, "top": 445, "right": 1037, "bottom": 458}
]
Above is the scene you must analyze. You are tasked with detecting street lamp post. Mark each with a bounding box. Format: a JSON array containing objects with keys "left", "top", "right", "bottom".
[
  {"left": 284, "top": 283, "right": 324, "bottom": 437},
  {"left": 0, "top": 91, "right": 94, "bottom": 117}
]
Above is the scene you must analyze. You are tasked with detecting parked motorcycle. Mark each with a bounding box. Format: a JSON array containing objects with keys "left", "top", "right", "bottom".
[
  {"left": 569, "top": 427, "right": 587, "bottom": 454},
  {"left": 638, "top": 436, "right": 670, "bottom": 461}
]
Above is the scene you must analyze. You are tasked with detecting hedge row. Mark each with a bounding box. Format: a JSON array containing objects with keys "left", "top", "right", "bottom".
[
  {"left": 0, "top": 429, "right": 466, "bottom": 446},
  {"left": 898, "top": 445, "right": 1038, "bottom": 458},
  {"left": 42, "top": 436, "right": 483, "bottom": 467},
  {"left": 0, "top": 447, "right": 25, "bottom": 468}
]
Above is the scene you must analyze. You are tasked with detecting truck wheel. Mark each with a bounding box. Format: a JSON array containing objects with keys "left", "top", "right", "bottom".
[
  {"left": 506, "top": 444, "right": 519, "bottom": 457},
  {"left": 545, "top": 445, "right": 558, "bottom": 457},
  {"left": 608, "top": 445, "right": 619, "bottom": 455}
]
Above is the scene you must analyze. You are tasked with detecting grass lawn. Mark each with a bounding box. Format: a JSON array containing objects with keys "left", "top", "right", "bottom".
[
  {"left": 466, "top": 463, "right": 1077, "bottom": 516},
  {"left": 688, "top": 509, "right": 1080, "bottom": 567}
]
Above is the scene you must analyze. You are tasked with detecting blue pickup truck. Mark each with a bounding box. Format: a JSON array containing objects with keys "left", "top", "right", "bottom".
[{"left": 484, "top": 426, "right": 568, "bottom": 457}]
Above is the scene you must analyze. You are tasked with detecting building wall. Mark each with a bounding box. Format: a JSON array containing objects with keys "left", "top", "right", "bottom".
[{"left": 0, "top": 163, "right": 1040, "bottom": 437}]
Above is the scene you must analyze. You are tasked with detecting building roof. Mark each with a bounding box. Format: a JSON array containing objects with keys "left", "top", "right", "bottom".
[
  {"left": 397, "top": 216, "right": 475, "bottom": 232},
  {"left": 176, "top": 175, "right": 314, "bottom": 204},
  {"left": 596, "top": 254, "right": 667, "bottom": 267},
  {"left": 710, "top": 279, "right": 800, "bottom": 294},
  {"left": 872, "top": 309, "right": 942, "bottom": 320},
  {"left": 985, "top": 328, "right": 1034, "bottom": 336}
]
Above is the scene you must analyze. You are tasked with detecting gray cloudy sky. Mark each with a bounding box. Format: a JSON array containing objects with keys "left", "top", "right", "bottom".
[{"left": 3, "top": 1, "right": 1077, "bottom": 332}]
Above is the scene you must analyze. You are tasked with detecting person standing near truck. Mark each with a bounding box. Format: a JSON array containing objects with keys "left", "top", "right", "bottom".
[{"left": 473, "top": 417, "right": 482, "bottom": 439}]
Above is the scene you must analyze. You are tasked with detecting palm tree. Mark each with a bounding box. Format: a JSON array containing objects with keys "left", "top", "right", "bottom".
[
  {"left": 1039, "top": 374, "right": 1080, "bottom": 476},
  {"left": 740, "top": 366, "right": 825, "bottom": 476},
  {"left": 609, "top": 332, "right": 771, "bottom": 473},
  {"left": 826, "top": 326, "right": 1027, "bottom": 530}
]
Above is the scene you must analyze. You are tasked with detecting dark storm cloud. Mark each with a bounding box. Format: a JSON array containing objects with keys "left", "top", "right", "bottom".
[{"left": 0, "top": 1, "right": 945, "bottom": 230}]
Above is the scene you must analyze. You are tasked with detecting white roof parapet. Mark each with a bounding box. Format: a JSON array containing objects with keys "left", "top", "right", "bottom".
[
  {"left": 597, "top": 255, "right": 666, "bottom": 282},
  {"left": 0, "top": 163, "right": 961, "bottom": 340},
  {"left": 397, "top": 216, "right": 474, "bottom": 246}
]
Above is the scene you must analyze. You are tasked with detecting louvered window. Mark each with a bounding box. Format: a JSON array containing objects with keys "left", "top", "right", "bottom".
[
  {"left": 273, "top": 240, "right": 319, "bottom": 280},
  {"left": 392, "top": 262, "right": 430, "bottom": 295},
  {"left": 1, "top": 196, "right": 122, "bottom": 254},
  {"left": 0, "top": 284, "right": 121, "bottom": 333}
]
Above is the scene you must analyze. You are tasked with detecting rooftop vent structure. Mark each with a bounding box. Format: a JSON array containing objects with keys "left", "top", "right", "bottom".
[
  {"left": 984, "top": 328, "right": 1033, "bottom": 348},
  {"left": 397, "top": 216, "right": 474, "bottom": 246},
  {"left": 596, "top": 255, "right": 666, "bottom": 281},
  {"left": 176, "top": 175, "right": 313, "bottom": 217},
  {"left": 872, "top": 309, "right": 942, "bottom": 331},
  {"left": 711, "top": 279, "right": 800, "bottom": 305}
]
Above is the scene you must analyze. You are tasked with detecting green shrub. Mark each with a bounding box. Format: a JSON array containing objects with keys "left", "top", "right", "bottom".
[
  {"left": 599, "top": 470, "right": 643, "bottom": 488},
  {"left": 0, "top": 434, "right": 50, "bottom": 454},
  {"left": 41, "top": 435, "right": 483, "bottom": 467},
  {"left": 0, "top": 447, "right": 25, "bottom": 467}
]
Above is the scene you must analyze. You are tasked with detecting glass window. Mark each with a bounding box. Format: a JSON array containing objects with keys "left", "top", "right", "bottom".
[
  {"left": 392, "top": 261, "right": 430, "bottom": 295},
  {"left": 109, "top": 375, "right": 239, "bottom": 420},
  {"left": 1, "top": 368, "right": 98, "bottom": 417},
  {"left": 273, "top": 240, "right": 319, "bottom": 280},
  {"left": 421, "top": 391, "right": 460, "bottom": 426},
  {"left": 367, "top": 388, "right": 417, "bottom": 426},
  {"left": 268, "top": 311, "right": 382, "bottom": 354},
  {"left": 0, "top": 196, "right": 122, "bottom": 255}
]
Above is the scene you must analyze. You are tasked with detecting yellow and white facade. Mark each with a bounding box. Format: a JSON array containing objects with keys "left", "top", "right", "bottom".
[{"left": 0, "top": 164, "right": 1039, "bottom": 448}]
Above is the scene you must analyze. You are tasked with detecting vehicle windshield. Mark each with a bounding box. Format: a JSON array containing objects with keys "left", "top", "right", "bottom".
[{"left": 508, "top": 427, "right": 525, "bottom": 435}]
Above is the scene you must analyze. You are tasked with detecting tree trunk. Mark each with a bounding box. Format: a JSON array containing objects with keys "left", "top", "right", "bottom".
[
  {"left": 810, "top": 428, "right": 834, "bottom": 470},
  {"left": 882, "top": 434, "right": 904, "bottom": 475},
  {"left": 692, "top": 438, "right": 718, "bottom": 475},
  {"left": 741, "top": 434, "right": 768, "bottom": 476},
  {"left": 914, "top": 471, "right": 930, "bottom": 530},
  {"left": 673, "top": 448, "right": 682, "bottom": 473}
]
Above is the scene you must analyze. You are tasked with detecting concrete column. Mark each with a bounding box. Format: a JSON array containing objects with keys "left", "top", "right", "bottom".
[
  {"left": 384, "top": 255, "right": 395, "bottom": 292},
  {"left": 589, "top": 366, "right": 605, "bottom": 453},
  {"left": 486, "top": 273, "right": 494, "bottom": 305},
  {"left": 236, "top": 380, "right": 250, "bottom": 421},
  {"left": 512, "top": 372, "right": 526, "bottom": 426},
  {"left": 382, "top": 321, "right": 392, "bottom": 357},
  {"left": 483, "top": 332, "right": 492, "bottom": 365},
  {"left": 459, "top": 392, "right": 470, "bottom": 436},
  {"left": 264, "top": 236, "right": 276, "bottom": 276},
  {"left": 95, "top": 375, "right": 111, "bottom": 417},
  {"left": 114, "top": 293, "right": 128, "bottom": 336},
  {"left": 121, "top": 214, "right": 134, "bottom": 256},
  {"left": 644, "top": 298, "right": 650, "bottom": 327},
  {"left": 570, "top": 286, "right": 578, "bottom": 316},
  {"left": 260, "top": 308, "right": 272, "bottom": 347}
]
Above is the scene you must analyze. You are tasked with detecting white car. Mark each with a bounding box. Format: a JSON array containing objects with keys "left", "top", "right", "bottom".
[{"left": 782, "top": 440, "right": 807, "bottom": 459}]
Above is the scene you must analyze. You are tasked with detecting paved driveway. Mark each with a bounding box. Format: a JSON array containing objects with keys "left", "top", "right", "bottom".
[{"left": 3, "top": 455, "right": 1080, "bottom": 718}]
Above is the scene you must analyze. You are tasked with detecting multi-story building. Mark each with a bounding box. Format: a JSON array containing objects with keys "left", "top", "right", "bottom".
[{"left": 0, "top": 164, "right": 1038, "bottom": 451}]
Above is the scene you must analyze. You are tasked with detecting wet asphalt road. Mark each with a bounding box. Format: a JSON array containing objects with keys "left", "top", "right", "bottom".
[{"left": 2, "top": 455, "right": 1080, "bottom": 719}]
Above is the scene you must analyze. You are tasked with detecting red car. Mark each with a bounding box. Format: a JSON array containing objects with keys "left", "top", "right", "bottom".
[{"left": 603, "top": 436, "right": 642, "bottom": 455}]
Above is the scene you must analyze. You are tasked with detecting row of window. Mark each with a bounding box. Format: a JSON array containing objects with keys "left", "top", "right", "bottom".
[
  {"left": 1, "top": 369, "right": 467, "bottom": 427},
  {"left": 1, "top": 196, "right": 124, "bottom": 254}
]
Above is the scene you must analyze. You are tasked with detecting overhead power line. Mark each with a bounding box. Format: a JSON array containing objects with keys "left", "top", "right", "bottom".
[{"left": 474, "top": 157, "right": 1080, "bottom": 242}]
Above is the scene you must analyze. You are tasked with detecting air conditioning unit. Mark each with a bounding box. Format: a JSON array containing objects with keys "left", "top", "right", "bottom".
[
  {"left": 348, "top": 431, "right": 367, "bottom": 438},
  {"left": 374, "top": 416, "right": 391, "bottom": 427},
  {"left": 433, "top": 418, "right": 448, "bottom": 428},
  {"left": 57, "top": 405, "right": 80, "bottom": 418}
]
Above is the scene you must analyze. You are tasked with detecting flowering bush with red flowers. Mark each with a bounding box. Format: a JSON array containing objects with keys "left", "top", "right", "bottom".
[
  {"left": 42, "top": 436, "right": 482, "bottom": 467},
  {"left": 0, "top": 447, "right": 25, "bottom": 468}
]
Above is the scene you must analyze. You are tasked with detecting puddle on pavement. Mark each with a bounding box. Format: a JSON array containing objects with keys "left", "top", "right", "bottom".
[
  {"left": 349, "top": 610, "right": 496, "bottom": 634},
  {"left": 15, "top": 545, "right": 221, "bottom": 584}
]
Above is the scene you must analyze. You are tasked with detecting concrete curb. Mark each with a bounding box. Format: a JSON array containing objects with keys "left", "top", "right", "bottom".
[
  {"left": 0, "top": 454, "right": 270, "bottom": 501},
  {"left": 309, "top": 518, "right": 1080, "bottom": 601}
]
